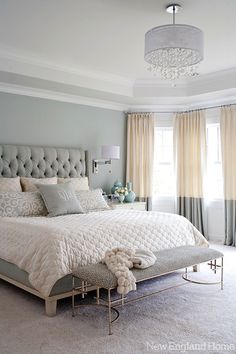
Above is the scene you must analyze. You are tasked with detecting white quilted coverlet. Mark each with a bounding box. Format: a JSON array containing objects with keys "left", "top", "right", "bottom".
[{"left": 0, "top": 210, "right": 208, "bottom": 296}]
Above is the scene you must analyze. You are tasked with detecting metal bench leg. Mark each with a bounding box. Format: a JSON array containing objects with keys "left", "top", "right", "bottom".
[
  {"left": 96, "top": 287, "right": 100, "bottom": 305},
  {"left": 81, "top": 281, "right": 85, "bottom": 299},
  {"left": 108, "top": 288, "right": 112, "bottom": 335},
  {"left": 214, "top": 259, "right": 217, "bottom": 274},
  {"left": 121, "top": 294, "right": 125, "bottom": 306},
  {"left": 72, "top": 276, "right": 75, "bottom": 317},
  {"left": 185, "top": 267, "right": 188, "bottom": 279},
  {"left": 221, "top": 257, "right": 224, "bottom": 290}
]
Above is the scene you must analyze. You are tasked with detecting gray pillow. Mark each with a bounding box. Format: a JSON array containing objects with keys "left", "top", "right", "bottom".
[{"left": 36, "top": 182, "right": 83, "bottom": 217}]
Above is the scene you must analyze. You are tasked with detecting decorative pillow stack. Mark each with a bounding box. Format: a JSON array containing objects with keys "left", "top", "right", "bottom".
[
  {"left": 0, "top": 176, "right": 109, "bottom": 217},
  {"left": 76, "top": 189, "right": 110, "bottom": 212}
]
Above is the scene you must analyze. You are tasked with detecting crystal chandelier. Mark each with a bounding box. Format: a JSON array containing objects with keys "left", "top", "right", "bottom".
[{"left": 144, "top": 3, "right": 204, "bottom": 80}]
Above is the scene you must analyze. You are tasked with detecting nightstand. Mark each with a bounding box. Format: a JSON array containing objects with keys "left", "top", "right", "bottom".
[{"left": 110, "top": 201, "right": 146, "bottom": 211}]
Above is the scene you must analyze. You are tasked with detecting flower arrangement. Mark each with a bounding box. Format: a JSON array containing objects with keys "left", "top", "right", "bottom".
[{"left": 115, "top": 186, "right": 128, "bottom": 196}]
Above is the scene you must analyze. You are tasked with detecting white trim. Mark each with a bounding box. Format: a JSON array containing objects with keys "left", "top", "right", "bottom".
[
  {"left": 0, "top": 48, "right": 134, "bottom": 97},
  {"left": 1, "top": 81, "right": 236, "bottom": 114},
  {"left": 0, "top": 46, "right": 236, "bottom": 103},
  {"left": 0, "top": 82, "right": 128, "bottom": 112},
  {"left": 128, "top": 88, "right": 236, "bottom": 112},
  {"left": 1, "top": 81, "right": 235, "bottom": 113},
  {"left": 0, "top": 46, "right": 134, "bottom": 86}
]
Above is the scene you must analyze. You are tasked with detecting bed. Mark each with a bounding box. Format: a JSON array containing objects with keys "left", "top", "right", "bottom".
[{"left": 0, "top": 144, "right": 208, "bottom": 316}]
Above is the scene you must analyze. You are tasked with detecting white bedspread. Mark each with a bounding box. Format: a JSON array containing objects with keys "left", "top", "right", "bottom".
[{"left": 0, "top": 210, "right": 208, "bottom": 296}]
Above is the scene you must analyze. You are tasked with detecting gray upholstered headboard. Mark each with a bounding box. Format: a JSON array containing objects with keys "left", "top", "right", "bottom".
[{"left": 0, "top": 144, "right": 88, "bottom": 178}]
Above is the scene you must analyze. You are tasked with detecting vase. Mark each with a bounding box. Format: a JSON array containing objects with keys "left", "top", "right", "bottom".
[
  {"left": 125, "top": 182, "right": 136, "bottom": 203},
  {"left": 118, "top": 194, "right": 125, "bottom": 203},
  {"left": 111, "top": 180, "right": 123, "bottom": 194}
]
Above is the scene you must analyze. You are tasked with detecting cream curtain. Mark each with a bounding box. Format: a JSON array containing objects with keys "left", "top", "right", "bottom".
[
  {"left": 174, "top": 110, "right": 206, "bottom": 235},
  {"left": 126, "top": 113, "right": 154, "bottom": 206},
  {"left": 220, "top": 105, "right": 236, "bottom": 246}
]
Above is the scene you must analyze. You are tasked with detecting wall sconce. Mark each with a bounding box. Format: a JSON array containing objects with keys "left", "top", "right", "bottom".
[{"left": 93, "top": 145, "right": 120, "bottom": 174}]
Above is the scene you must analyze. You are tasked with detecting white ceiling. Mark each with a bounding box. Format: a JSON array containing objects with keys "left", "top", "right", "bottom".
[{"left": 0, "top": 0, "right": 236, "bottom": 110}]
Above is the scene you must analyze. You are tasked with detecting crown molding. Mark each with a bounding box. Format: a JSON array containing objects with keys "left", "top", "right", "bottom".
[
  {"left": 0, "top": 82, "right": 128, "bottom": 112},
  {"left": 0, "top": 46, "right": 134, "bottom": 97},
  {"left": 0, "top": 46, "right": 236, "bottom": 113},
  {"left": 134, "top": 67, "right": 236, "bottom": 97},
  {"left": 128, "top": 88, "right": 236, "bottom": 112},
  {"left": 0, "top": 81, "right": 236, "bottom": 114},
  {"left": 1, "top": 45, "right": 236, "bottom": 100}
]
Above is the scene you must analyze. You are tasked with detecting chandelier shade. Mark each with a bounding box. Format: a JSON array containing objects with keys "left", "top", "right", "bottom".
[{"left": 144, "top": 4, "right": 204, "bottom": 80}]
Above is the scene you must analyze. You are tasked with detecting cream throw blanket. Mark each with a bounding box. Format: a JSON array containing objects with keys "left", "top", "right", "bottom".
[{"left": 102, "top": 248, "right": 157, "bottom": 295}]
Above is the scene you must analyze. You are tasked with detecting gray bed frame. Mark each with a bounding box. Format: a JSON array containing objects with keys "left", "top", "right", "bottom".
[{"left": 0, "top": 144, "right": 90, "bottom": 316}]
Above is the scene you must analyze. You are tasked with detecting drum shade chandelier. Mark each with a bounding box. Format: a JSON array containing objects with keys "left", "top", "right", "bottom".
[{"left": 144, "top": 3, "right": 204, "bottom": 80}]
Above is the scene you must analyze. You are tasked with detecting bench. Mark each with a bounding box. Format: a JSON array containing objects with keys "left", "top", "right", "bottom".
[{"left": 72, "top": 246, "right": 224, "bottom": 334}]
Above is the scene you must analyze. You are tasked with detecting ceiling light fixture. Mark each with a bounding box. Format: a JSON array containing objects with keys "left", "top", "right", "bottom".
[{"left": 144, "top": 3, "right": 204, "bottom": 81}]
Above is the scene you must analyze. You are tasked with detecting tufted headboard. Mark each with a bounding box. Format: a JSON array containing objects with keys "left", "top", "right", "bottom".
[{"left": 0, "top": 144, "right": 88, "bottom": 178}]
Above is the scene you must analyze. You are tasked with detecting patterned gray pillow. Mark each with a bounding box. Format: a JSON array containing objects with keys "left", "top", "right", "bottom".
[
  {"left": 76, "top": 189, "right": 109, "bottom": 212},
  {"left": 0, "top": 192, "right": 47, "bottom": 217},
  {"left": 36, "top": 182, "right": 84, "bottom": 217}
]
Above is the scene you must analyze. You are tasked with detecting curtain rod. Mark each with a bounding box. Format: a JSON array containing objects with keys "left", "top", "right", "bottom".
[{"left": 124, "top": 102, "right": 236, "bottom": 115}]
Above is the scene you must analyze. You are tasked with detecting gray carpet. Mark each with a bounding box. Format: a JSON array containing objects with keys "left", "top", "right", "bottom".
[{"left": 0, "top": 244, "right": 235, "bottom": 354}]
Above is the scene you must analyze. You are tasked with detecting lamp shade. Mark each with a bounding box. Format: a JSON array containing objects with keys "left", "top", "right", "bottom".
[{"left": 101, "top": 145, "right": 120, "bottom": 160}]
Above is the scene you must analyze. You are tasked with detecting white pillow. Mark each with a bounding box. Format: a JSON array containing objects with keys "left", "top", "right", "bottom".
[
  {"left": 76, "top": 189, "right": 109, "bottom": 212},
  {"left": 0, "top": 177, "right": 22, "bottom": 192},
  {"left": 0, "top": 192, "right": 47, "bottom": 217},
  {"left": 57, "top": 177, "right": 89, "bottom": 191},
  {"left": 21, "top": 177, "right": 57, "bottom": 192}
]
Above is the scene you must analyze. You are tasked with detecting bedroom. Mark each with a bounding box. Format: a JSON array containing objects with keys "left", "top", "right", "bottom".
[{"left": 0, "top": 0, "right": 235, "bottom": 353}]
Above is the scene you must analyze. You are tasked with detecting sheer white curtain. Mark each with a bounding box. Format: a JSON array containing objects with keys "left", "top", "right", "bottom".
[{"left": 126, "top": 113, "right": 154, "bottom": 209}]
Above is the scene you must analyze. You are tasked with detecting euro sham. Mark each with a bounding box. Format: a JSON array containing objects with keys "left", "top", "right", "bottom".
[
  {"left": 0, "top": 177, "right": 22, "bottom": 192},
  {"left": 20, "top": 177, "right": 57, "bottom": 192}
]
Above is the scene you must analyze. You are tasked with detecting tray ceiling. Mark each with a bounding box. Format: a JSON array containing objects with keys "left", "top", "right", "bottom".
[{"left": 0, "top": 0, "right": 236, "bottom": 110}]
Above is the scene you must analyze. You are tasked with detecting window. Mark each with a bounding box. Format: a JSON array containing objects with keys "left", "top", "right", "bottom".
[
  {"left": 206, "top": 123, "right": 223, "bottom": 199},
  {"left": 153, "top": 119, "right": 223, "bottom": 199},
  {"left": 153, "top": 127, "right": 175, "bottom": 196}
]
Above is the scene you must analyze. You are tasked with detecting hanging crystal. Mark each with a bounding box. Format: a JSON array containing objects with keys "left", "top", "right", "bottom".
[{"left": 144, "top": 4, "right": 204, "bottom": 81}]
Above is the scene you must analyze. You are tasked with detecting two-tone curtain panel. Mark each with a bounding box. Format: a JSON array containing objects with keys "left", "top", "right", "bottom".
[
  {"left": 126, "top": 113, "right": 154, "bottom": 210},
  {"left": 174, "top": 110, "right": 206, "bottom": 235},
  {"left": 220, "top": 105, "right": 236, "bottom": 246}
]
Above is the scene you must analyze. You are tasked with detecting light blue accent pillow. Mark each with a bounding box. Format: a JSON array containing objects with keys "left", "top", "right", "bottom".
[{"left": 36, "top": 182, "right": 84, "bottom": 217}]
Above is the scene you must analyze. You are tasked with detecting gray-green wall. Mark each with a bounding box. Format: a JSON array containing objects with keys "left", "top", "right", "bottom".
[{"left": 0, "top": 92, "right": 126, "bottom": 193}]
